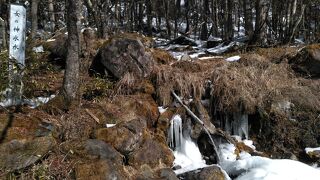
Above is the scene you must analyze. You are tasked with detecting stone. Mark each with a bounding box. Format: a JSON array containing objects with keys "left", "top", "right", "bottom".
[
  {"left": 207, "top": 36, "right": 223, "bottom": 48},
  {"left": 90, "top": 35, "right": 155, "bottom": 79},
  {"left": 178, "top": 165, "right": 226, "bottom": 180},
  {"left": 128, "top": 137, "right": 174, "bottom": 169},
  {"left": 101, "top": 94, "right": 159, "bottom": 128},
  {"left": 96, "top": 126, "right": 141, "bottom": 155},
  {"left": 134, "top": 164, "right": 156, "bottom": 180},
  {"left": 158, "top": 168, "right": 179, "bottom": 180},
  {"left": 96, "top": 118, "right": 147, "bottom": 155},
  {"left": 169, "top": 36, "right": 198, "bottom": 46},
  {"left": 75, "top": 160, "right": 128, "bottom": 180},
  {"left": 82, "top": 28, "right": 97, "bottom": 58},
  {"left": 84, "top": 139, "right": 123, "bottom": 163},
  {"left": 289, "top": 44, "right": 320, "bottom": 77},
  {"left": 43, "top": 32, "right": 68, "bottom": 60},
  {"left": 0, "top": 136, "right": 55, "bottom": 171},
  {"left": 0, "top": 108, "right": 57, "bottom": 144}
]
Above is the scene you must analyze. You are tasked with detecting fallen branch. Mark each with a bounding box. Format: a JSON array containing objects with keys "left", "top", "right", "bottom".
[
  {"left": 171, "top": 90, "right": 221, "bottom": 163},
  {"left": 85, "top": 108, "right": 100, "bottom": 124}
]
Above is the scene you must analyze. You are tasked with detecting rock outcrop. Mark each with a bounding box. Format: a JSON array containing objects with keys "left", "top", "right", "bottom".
[
  {"left": 90, "top": 35, "right": 155, "bottom": 79},
  {"left": 290, "top": 44, "right": 320, "bottom": 77}
]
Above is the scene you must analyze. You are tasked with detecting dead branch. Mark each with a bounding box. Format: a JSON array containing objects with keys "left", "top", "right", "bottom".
[{"left": 171, "top": 90, "right": 221, "bottom": 162}]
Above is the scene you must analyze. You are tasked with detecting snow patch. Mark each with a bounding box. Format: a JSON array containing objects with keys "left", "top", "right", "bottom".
[
  {"left": 158, "top": 106, "right": 167, "bottom": 114},
  {"left": 225, "top": 55, "right": 241, "bottom": 62},
  {"left": 219, "top": 143, "right": 320, "bottom": 180},
  {"left": 106, "top": 124, "right": 116, "bottom": 128},
  {"left": 305, "top": 147, "right": 320, "bottom": 154},
  {"left": 32, "top": 45, "right": 44, "bottom": 53}
]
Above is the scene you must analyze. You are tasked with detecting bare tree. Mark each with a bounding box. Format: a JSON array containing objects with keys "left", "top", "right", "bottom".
[
  {"left": 251, "top": 0, "right": 269, "bottom": 45},
  {"left": 62, "top": 0, "right": 82, "bottom": 104},
  {"left": 243, "top": 0, "right": 253, "bottom": 38},
  {"left": 31, "top": 0, "right": 39, "bottom": 39}
]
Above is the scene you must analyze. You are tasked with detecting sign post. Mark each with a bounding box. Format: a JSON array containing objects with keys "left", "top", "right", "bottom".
[{"left": 8, "top": 3, "right": 26, "bottom": 105}]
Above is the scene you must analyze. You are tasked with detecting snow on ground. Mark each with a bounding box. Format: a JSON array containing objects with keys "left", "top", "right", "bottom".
[
  {"left": 168, "top": 115, "right": 208, "bottom": 175},
  {"left": 106, "top": 124, "right": 116, "bottom": 128},
  {"left": 173, "top": 138, "right": 208, "bottom": 175},
  {"left": 207, "top": 42, "right": 236, "bottom": 54},
  {"left": 0, "top": 88, "right": 56, "bottom": 108},
  {"left": 26, "top": 94, "right": 56, "bottom": 108},
  {"left": 305, "top": 147, "right": 320, "bottom": 154},
  {"left": 158, "top": 106, "right": 167, "bottom": 114},
  {"left": 225, "top": 55, "right": 241, "bottom": 62},
  {"left": 219, "top": 142, "right": 320, "bottom": 180},
  {"left": 198, "top": 56, "right": 224, "bottom": 60},
  {"left": 32, "top": 45, "right": 44, "bottom": 53}
]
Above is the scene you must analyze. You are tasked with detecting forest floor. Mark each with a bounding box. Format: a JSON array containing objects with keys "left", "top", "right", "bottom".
[{"left": 0, "top": 32, "right": 320, "bottom": 179}]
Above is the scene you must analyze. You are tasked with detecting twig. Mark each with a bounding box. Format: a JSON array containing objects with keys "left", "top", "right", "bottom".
[
  {"left": 171, "top": 90, "right": 221, "bottom": 163},
  {"left": 85, "top": 108, "right": 100, "bottom": 124}
]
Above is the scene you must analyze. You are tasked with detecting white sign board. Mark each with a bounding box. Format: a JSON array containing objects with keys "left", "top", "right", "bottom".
[{"left": 9, "top": 4, "right": 26, "bottom": 67}]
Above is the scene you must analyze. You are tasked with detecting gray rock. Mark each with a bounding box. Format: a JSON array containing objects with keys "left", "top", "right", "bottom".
[
  {"left": 95, "top": 119, "right": 147, "bottom": 155},
  {"left": 90, "top": 37, "right": 154, "bottom": 79},
  {"left": 290, "top": 44, "right": 320, "bottom": 77},
  {"left": 85, "top": 139, "right": 123, "bottom": 163},
  {"left": 75, "top": 160, "right": 128, "bottom": 180},
  {"left": 0, "top": 136, "right": 55, "bottom": 171},
  {"left": 159, "top": 168, "right": 179, "bottom": 180},
  {"left": 169, "top": 36, "right": 198, "bottom": 46},
  {"left": 178, "top": 165, "right": 226, "bottom": 180}
]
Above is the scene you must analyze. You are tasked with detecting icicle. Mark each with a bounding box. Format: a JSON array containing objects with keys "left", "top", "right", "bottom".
[
  {"left": 232, "top": 112, "right": 249, "bottom": 139},
  {"left": 171, "top": 91, "right": 221, "bottom": 163},
  {"left": 168, "top": 114, "right": 208, "bottom": 175},
  {"left": 168, "top": 115, "right": 183, "bottom": 150},
  {"left": 225, "top": 115, "right": 231, "bottom": 135}
]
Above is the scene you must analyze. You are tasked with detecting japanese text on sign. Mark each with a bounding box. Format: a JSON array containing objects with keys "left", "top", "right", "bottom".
[{"left": 9, "top": 4, "right": 26, "bottom": 67}]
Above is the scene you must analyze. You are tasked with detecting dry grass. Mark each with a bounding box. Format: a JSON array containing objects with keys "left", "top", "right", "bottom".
[
  {"left": 148, "top": 47, "right": 320, "bottom": 117},
  {"left": 152, "top": 59, "right": 224, "bottom": 106},
  {"left": 210, "top": 53, "right": 320, "bottom": 114}
]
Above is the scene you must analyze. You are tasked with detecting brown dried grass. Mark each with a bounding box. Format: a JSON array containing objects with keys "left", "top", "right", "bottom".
[
  {"left": 210, "top": 54, "right": 320, "bottom": 114},
  {"left": 152, "top": 59, "right": 224, "bottom": 106}
]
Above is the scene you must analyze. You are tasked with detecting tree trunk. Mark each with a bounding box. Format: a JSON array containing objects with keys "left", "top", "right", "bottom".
[
  {"left": 164, "top": 0, "right": 171, "bottom": 39},
  {"left": 174, "top": 0, "right": 181, "bottom": 38},
  {"left": 48, "top": 0, "right": 56, "bottom": 31},
  {"left": 145, "top": 0, "right": 152, "bottom": 36},
  {"left": 200, "top": 0, "right": 209, "bottom": 40},
  {"left": 243, "top": 0, "right": 253, "bottom": 38},
  {"left": 0, "top": 17, "right": 6, "bottom": 50},
  {"left": 251, "top": 0, "right": 268, "bottom": 45},
  {"left": 288, "top": 4, "right": 306, "bottom": 43},
  {"left": 185, "top": 0, "right": 190, "bottom": 34},
  {"left": 31, "top": 0, "right": 39, "bottom": 39},
  {"left": 63, "top": 0, "right": 82, "bottom": 104}
]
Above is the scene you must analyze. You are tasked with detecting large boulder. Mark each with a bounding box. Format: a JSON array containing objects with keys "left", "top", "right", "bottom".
[
  {"left": 90, "top": 35, "right": 155, "bottom": 79},
  {"left": 289, "top": 44, "right": 320, "bottom": 77},
  {"left": 97, "top": 94, "right": 159, "bottom": 128},
  {"left": 95, "top": 118, "right": 147, "bottom": 155},
  {"left": 84, "top": 139, "right": 124, "bottom": 162},
  {"left": 0, "top": 136, "right": 55, "bottom": 171},
  {"left": 43, "top": 32, "right": 67, "bottom": 60},
  {"left": 128, "top": 137, "right": 174, "bottom": 170},
  {"left": 75, "top": 160, "right": 128, "bottom": 180}
]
